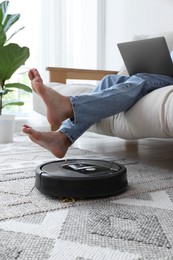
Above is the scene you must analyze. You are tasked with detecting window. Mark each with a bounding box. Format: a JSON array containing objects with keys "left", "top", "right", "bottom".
[{"left": 3, "top": 0, "right": 105, "bottom": 120}]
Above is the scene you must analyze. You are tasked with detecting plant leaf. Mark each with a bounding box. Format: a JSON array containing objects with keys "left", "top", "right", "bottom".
[
  {"left": 2, "top": 101, "right": 24, "bottom": 108},
  {"left": 6, "top": 26, "right": 24, "bottom": 43},
  {"left": 0, "top": 88, "right": 9, "bottom": 95},
  {"left": 5, "top": 83, "right": 32, "bottom": 93},
  {"left": 3, "top": 13, "right": 20, "bottom": 32},
  {"left": 0, "top": 24, "right": 6, "bottom": 46},
  {"left": 0, "top": 1, "right": 9, "bottom": 25},
  {"left": 0, "top": 43, "right": 30, "bottom": 85}
]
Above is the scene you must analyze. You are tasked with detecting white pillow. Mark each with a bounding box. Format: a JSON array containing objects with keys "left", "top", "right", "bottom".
[
  {"left": 90, "top": 85, "right": 173, "bottom": 139},
  {"left": 133, "top": 31, "right": 173, "bottom": 52}
]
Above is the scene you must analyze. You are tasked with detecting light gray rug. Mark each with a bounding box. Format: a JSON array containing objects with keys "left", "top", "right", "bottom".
[{"left": 1, "top": 134, "right": 173, "bottom": 260}]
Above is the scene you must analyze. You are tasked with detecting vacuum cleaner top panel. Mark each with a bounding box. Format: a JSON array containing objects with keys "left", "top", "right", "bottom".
[{"left": 40, "top": 159, "right": 123, "bottom": 178}]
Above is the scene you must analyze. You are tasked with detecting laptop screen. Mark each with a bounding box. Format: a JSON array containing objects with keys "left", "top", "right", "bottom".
[{"left": 117, "top": 37, "right": 173, "bottom": 76}]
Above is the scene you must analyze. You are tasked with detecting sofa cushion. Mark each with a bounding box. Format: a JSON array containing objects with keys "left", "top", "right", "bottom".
[{"left": 90, "top": 85, "right": 173, "bottom": 139}]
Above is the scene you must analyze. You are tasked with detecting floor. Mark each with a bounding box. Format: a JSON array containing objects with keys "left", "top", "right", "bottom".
[{"left": 73, "top": 132, "right": 173, "bottom": 171}]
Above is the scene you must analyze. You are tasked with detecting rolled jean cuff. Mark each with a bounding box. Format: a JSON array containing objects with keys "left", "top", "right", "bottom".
[
  {"left": 58, "top": 96, "right": 78, "bottom": 143},
  {"left": 59, "top": 128, "right": 74, "bottom": 143}
]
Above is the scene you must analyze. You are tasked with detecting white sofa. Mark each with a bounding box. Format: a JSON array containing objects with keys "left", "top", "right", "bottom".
[{"left": 33, "top": 32, "right": 173, "bottom": 140}]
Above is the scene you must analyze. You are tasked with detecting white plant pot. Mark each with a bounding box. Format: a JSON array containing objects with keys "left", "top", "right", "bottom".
[{"left": 0, "top": 115, "right": 15, "bottom": 143}]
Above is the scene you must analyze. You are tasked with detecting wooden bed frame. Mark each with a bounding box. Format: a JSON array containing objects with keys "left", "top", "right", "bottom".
[{"left": 46, "top": 67, "right": 118, "bottom": 83}]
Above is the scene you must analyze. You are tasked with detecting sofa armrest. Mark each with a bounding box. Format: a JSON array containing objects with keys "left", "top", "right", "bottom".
[{"left": 46, "top": 67, "right": 118, "bottom": 83}]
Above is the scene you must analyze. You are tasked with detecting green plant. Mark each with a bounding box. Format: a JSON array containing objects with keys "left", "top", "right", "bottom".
[{"left": 0, "top": 0, "right": 31, "bottom": 115}]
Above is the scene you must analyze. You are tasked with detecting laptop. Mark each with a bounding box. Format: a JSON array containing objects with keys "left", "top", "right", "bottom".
[{"left": 117, "top": 36, "right": 173, "bottom": 76}]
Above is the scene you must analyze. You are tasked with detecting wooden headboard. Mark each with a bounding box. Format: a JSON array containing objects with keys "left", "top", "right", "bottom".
[{"left": 46, "top": 67, "right": 118, "bottom": 84}]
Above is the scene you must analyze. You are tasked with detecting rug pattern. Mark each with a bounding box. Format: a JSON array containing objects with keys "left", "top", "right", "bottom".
[{"left": 0, "top": 135, "right": 173, "bottom": 259}]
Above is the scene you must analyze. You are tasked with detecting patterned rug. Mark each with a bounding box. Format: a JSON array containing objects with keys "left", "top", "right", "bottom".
[{"left": 1, "top": 134, "right": 173, "bottom": 260}]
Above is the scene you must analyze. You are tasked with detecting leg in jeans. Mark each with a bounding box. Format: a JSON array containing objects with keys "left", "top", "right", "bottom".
[
  {"left": 60, "top": 73, "right": 173, "bottom": 143},
  {"left": 23, "top": 69, "right": 173, "bottom": 158}
]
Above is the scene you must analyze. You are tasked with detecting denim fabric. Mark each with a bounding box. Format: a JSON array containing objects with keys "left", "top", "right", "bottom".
[{"left": 59, "top": 73, "right": 173, "bottom": 143}]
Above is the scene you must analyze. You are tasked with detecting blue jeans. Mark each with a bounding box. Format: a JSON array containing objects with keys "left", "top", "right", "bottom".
[{"left": 60, "top": 73, "right": 173, "bottom": 143}]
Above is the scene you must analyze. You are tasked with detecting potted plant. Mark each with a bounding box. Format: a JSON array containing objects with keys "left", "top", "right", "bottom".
[{"left": 0, "top": 0, "right": 31, "bottom": 143}]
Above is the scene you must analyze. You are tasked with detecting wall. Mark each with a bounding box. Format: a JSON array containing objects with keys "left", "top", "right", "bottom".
[{"left": 105, "top": 0, "right": 173, "bottom": 70}]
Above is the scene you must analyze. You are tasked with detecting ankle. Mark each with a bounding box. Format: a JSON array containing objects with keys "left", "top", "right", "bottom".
[{"left": 59, "top": 130, "right": 72, "bottom": 147}]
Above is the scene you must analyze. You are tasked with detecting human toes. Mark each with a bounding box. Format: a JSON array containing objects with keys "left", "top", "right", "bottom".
[
  {"left": 32, "top": 69, "right": 43, "bottom": 82},
  {"left": 28, "top": 69, "right": 35, "bottom": 80},
  {"left": 22, "top": 125, "right": 35, "bottom": 135}
]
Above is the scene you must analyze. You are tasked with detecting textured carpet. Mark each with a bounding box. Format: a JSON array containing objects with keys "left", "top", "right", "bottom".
[{"left": 1, "top": 134, "right": 173, "bottom": 260}]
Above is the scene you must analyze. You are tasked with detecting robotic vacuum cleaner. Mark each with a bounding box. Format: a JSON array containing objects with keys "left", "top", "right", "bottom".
[{"left": 35, "top": 159, "right": 128, "bottom": 199}]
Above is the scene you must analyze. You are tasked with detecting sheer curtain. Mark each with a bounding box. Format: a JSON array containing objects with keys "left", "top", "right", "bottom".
[
  {"left": 39, "top": 0, "right": 106, "bottom": 81},
  {"left": 7, "top": 0, "right": 106, "bottom": 128},
  {"left": 8, "top": 0, "right": 105, "bottom": 79}
]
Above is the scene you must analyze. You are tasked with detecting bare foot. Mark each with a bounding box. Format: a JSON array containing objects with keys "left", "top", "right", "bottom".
[
  {"left": 28, "top": 68, "right": 73, "bottom": 127},
  {"left": 22, "top": 125, "right": 71, "bottom": 158}
]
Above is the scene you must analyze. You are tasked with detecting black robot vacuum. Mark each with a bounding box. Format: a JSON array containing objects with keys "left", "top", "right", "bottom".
[{"left": 35, "top": 159, "right": 128, "bottom": 199}]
